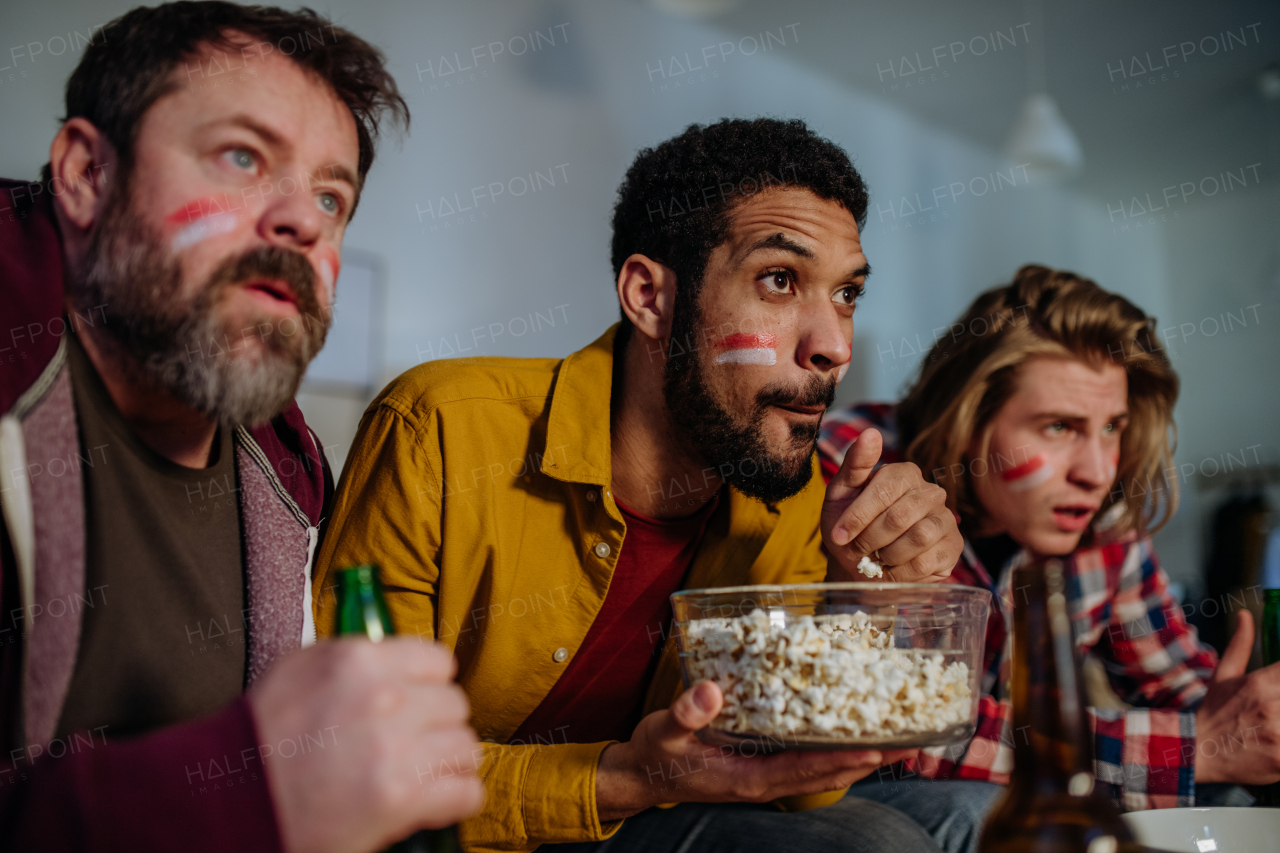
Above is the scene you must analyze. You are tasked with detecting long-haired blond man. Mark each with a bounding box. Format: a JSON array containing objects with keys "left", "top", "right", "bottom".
[{"left": 819, "top": 265, "right": 1259, "bottom": 853}]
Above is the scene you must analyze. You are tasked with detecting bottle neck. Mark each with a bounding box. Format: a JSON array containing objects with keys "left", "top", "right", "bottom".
[
  {"left": 1009, "top": 558, "right": 1095, "bottom": 792},
  {"left": 334, "top": 565, "right": 395, "bottom": 640}
]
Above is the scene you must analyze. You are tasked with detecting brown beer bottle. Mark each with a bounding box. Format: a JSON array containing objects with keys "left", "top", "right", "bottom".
[
  {"left": 978, "top": 558, "right": 1142, "bottom": 853},
  {"left": 334, "top": 565, "right": 461, "bottom": 853}
]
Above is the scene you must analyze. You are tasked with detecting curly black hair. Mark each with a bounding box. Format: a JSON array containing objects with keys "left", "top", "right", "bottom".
[{"left": 610, "top": 118, "right": 869, "bottom": 328}]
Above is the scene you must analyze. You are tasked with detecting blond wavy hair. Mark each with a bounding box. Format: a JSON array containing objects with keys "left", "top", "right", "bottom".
[{"left": 897, "top": 264, "right": 1180, "bottom": 537}]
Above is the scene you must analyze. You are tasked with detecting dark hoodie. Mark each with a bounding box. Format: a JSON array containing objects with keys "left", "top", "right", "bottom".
[{"left": 0, "top": 178, "right": 333, "bottom": 853}]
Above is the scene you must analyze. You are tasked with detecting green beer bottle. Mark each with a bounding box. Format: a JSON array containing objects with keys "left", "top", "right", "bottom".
[
  {"left": 1257, "top": 589, "right": 1280, "bottom": 807},
  {"left": 334, "top": 565, "right": 462, "bottom": 853}
]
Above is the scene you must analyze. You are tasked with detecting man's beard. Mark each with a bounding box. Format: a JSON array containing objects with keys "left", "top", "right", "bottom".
[
  {"left": 662, "top": 306, "right": 835, "bottom": 504},
  {"left": 68, "top": 181, "right": 329, "bottom": 427}
]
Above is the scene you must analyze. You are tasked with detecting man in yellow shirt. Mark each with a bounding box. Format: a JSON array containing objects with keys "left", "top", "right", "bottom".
[{"left": 315, "top": 118, "right": 963, "bottom": 853}]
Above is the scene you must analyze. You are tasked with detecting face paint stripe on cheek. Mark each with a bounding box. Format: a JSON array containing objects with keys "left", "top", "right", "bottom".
[
  {"left": 319, "top": 259, "right": 335, "bottom": 292},
  {"left": 319, "top": 249, "right": 339, "bottom": 291},
  {"left": 713, "top": 332, "right": 778, "bottom": 366},
  {"left": 1001, "top": 454, "right": 1055, "bottom": 492},
  {"left": 165, "top": 194, "right": 254, "bottom": 251},
  {"left": 171, "top": 212, "right": 239, "bottom": 251},
  {"left": 164, "top": 193, "right": 247, "bottom": 226},
  {"left": 164, "top": 199, "right": 212, "bottom": 228}
]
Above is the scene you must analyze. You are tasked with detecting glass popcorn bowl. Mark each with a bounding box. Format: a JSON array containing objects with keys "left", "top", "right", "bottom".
[{"left": 670, "top": 583, "right": 991, "bottom": 751}]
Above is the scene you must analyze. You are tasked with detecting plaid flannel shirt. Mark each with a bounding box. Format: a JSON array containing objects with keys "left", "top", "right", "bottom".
[{"left": 818, "top": 403, "right": 1220, "bottom": 810}]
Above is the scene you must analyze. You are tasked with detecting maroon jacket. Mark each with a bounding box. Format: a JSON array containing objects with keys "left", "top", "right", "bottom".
[{"left": 0, "top": 179, "right": 333, "bottom": 851}]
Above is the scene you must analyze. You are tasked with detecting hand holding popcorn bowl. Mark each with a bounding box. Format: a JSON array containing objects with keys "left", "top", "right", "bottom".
[{"left": 671, "top": 583, "right": 992, "bottom": 750}]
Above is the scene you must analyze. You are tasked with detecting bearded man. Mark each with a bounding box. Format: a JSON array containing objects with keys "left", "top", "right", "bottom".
[
  {"left": 315, "top": 118, "right": 965, "bottom": 853},
  {"left": 0, "top": 4, "right": 482, "bottom": 851}
]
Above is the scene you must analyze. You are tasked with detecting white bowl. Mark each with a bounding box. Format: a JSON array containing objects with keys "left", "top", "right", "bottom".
[{"left": 1122, "top": 807, "right": 1280, "bottom": 852}]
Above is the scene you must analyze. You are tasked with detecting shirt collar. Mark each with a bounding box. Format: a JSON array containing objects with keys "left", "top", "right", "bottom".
[{"left": 542, "top": 323, "right": 619, "bottom": 486}]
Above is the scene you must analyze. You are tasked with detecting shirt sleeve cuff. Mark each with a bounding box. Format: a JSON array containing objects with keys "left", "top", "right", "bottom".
[{"left": 521, "top": 740, "right": 620, "bottom": 843}]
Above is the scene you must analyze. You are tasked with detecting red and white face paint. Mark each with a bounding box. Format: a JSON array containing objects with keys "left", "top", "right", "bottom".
[
  {"left": 166, "top": 197, "right": 241, "bottom": 252},
  {"left": 1000, "top": 453, "right": 1055, "bottom": 492},
  {"left": 319, "top": 258, "right": 336, "bottom": 292},
  {"left": 314, "top": 245, "right": 340, "bottom": 298},
  {"left": 713, "top": 332, "right": 778, "bottom": 366}
]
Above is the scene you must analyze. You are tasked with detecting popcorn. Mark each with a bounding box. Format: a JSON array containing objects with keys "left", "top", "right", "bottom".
[
  {"left": 683, "top": 609, "right": 970, "bottom": 740},
  {"left": 856, "top": 556, "right": 883, "bottom": 579}
]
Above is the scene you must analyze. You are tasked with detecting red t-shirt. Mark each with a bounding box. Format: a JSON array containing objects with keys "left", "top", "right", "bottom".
[{"left": 510, "top": 492, "right": 720, "bottom": 746}]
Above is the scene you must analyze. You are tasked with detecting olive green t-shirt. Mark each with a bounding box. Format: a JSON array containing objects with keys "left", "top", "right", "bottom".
[{"left": 56, "top": 331, "right": 246, "bottom": 738}]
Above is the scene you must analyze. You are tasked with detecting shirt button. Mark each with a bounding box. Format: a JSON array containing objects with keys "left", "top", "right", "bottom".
[
  {"left": 586, "top": 490, "right": 598, "bottom": 502},
  {"left": 593, "top": 541, "right": 611, "bottom": 559},
  {"left": 553, "top": 647, "right": 569, "bottom": 663}
]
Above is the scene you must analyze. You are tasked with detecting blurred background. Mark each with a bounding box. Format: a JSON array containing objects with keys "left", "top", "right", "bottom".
[{"left": 2, "top": 0, "right": 1278, "bottom": 644}]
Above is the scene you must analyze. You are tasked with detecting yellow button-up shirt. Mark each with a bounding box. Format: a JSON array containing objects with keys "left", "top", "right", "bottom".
[{"left": 313, "top": 325, "right": 833, "bottom": 852}]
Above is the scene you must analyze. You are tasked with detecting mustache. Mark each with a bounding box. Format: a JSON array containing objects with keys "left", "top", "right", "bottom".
[
  {"left": 205, "top": 244, "right": 322, "bottom": 316},
  {"left": 755, "top": 373, "right": 837, "bottom": 411}
]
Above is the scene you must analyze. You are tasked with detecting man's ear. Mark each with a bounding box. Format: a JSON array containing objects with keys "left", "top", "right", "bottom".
[
  {"left": 47, "top": 117, "right": 115, "bottom": 232},
  {"left": 617, "top": 253, "right": 678, "bottom": 342}
]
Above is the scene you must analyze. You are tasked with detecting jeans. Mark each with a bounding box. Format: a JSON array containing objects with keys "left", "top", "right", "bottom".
[
  {"left": 850, "top": 776, "right": 1257, "bottom": 853},
  {"left": 543, "top": 794, "right": 942, "bottom": 853},
  {"left": 1195, "top": 783, "right": 1254, "bottom": 807},
  {"left": 849, "top": 776, "right": 1005, "bottom": 853}
]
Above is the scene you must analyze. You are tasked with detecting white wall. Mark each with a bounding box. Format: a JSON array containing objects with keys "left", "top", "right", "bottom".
[
  {"left": 297, "top": 0, "right": 1172, "bottom": 497},
  {"left": 3, "top": 0, "right": 1274, "bottom": 595}
]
